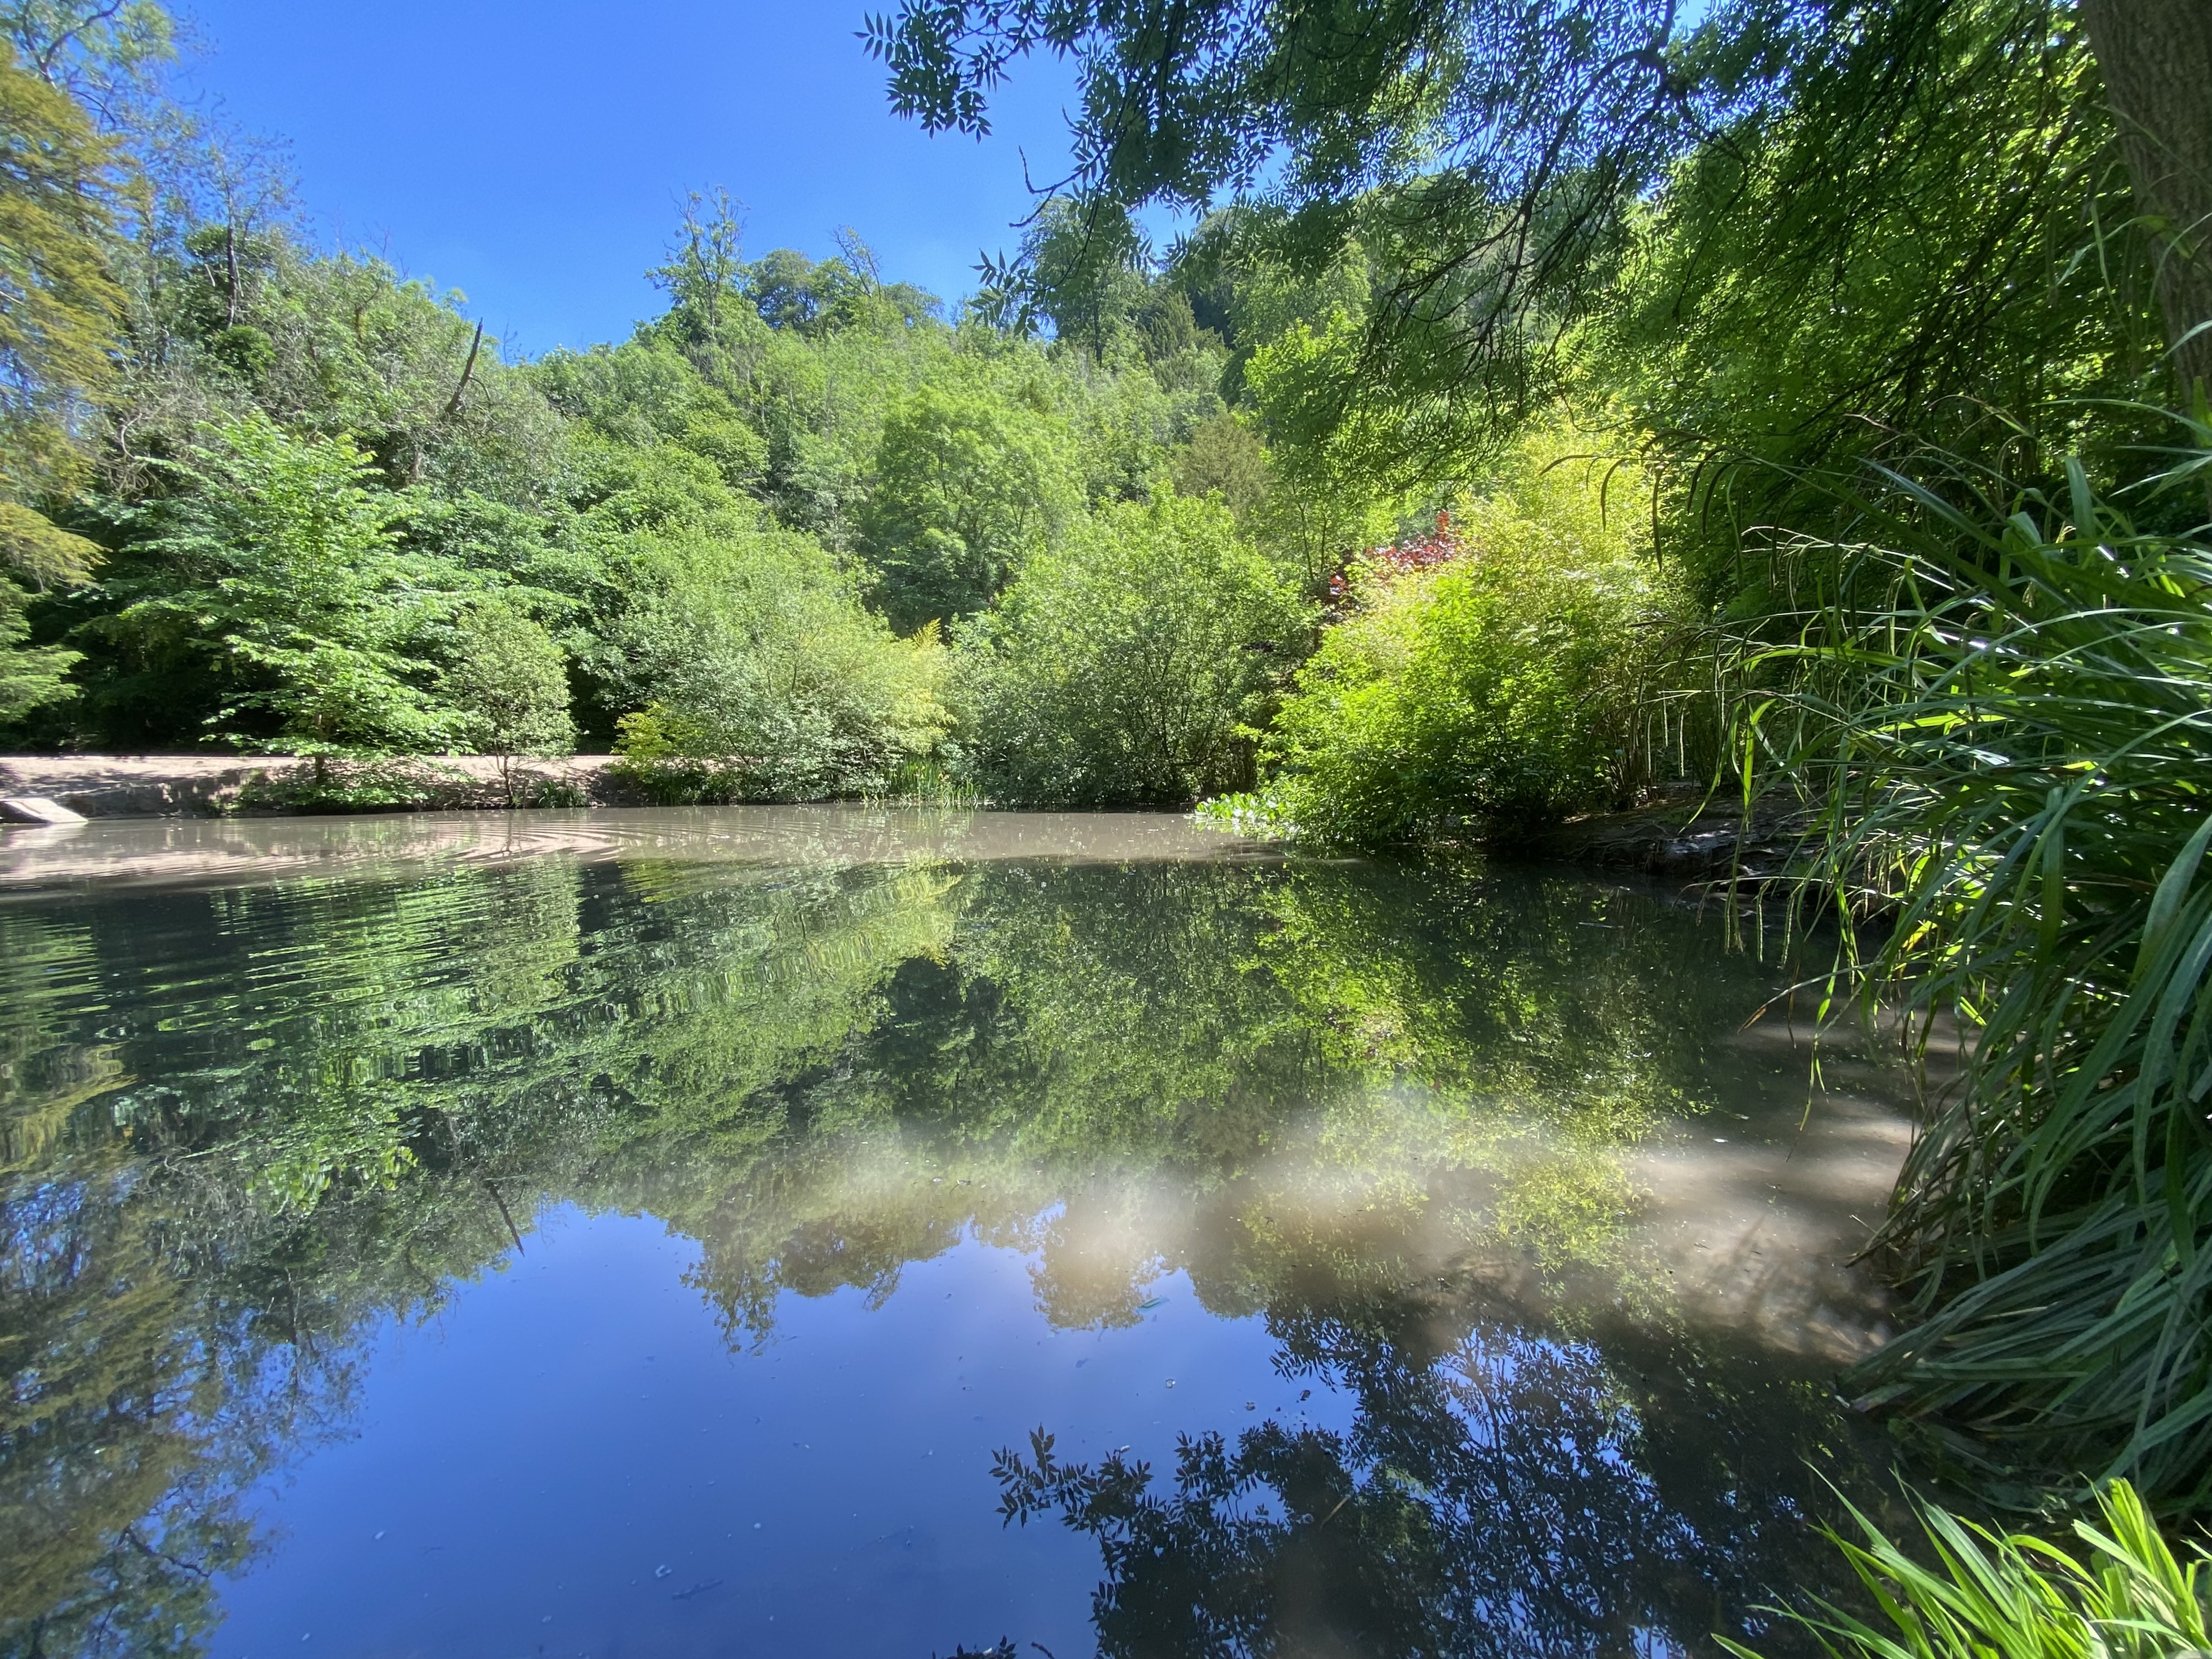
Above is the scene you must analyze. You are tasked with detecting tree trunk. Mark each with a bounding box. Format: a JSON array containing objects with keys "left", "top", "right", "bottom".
[{"left": 2080, "top": 0, "right": 2212, "bottom": 399}]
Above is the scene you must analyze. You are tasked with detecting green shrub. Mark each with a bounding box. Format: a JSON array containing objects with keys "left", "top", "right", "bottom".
[
  {"left": 605, "top": 523, "right": 949, "bottom": 802},
  {"left": 440, "top": 597, "right": 575, "bottom": 804},
  {"left": 232, "top": 756, "right": 474, "bottom": 814},
  {"left": 1260, "top": 426, "right": 1692, "bottom": 843},
  {"left": 954, "top": 491, "right": 1308, "bottom": 806}
]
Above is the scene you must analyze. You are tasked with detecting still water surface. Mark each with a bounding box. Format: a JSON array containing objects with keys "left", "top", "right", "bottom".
[{"left": 1, "top": 809, "right": 1914, "bottom": 1659}]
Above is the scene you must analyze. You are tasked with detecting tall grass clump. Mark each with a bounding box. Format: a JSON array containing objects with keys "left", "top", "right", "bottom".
[
  {"left": 1721, "top": 1478, "right": 2209, "bottom": 1658},
  {"left": 1742, "top": 414, "right": 2212, "bottom": 1509}
]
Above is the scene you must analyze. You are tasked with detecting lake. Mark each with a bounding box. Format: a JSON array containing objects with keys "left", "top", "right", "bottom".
[{"left": 0, "top": 808, "right": 1915, "bottom": 1659}]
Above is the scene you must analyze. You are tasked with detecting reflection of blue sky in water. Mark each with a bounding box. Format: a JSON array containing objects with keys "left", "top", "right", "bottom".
[
  {"left": 0, "top": 815, "right": 1915, "bottom": 1658},
  {"left": 207, "top": 1206, "right": 1838, "bottom": 1659},
  {"left": 216, "top": 1215, "right": 1290, "bottom": 1658}
]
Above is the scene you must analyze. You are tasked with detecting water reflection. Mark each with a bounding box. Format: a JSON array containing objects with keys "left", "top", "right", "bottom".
[
  {"left": 0, "top": 811, "right": 1909, "bottom": 1657},
  {"left": 996, "top": 1310, "right": 1854, "bottom": 1659}
]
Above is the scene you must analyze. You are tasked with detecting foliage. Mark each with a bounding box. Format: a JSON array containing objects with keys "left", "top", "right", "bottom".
[
  {"left": 0, "top": 589, "right": 74, "bottom": 717},
  {"left": 1260, "top": 428, "right": 1690, "bottom": 842},
  {"left": 85, "top": 414, "right": 472, "bottom": 755},
  {"left": 0, "top": 24, "right": 1290, "bottom": 784},
  {"left": 1734, "top": 425, "right": 2212, "bottom": 1509},
  {"left": 1720, "top": 1479, "right": 2210, "bottom": 1659},
  {"left": 983, "top": 194, "right": 1150, "bottom": 349},
  {"left": 1600, "top": 0, "right": 2162, "bottom": 608},
  {"left": 870, "top": 0, "right": 1702, "bottom": 423},
  {"left": 873, "top": 2, "right": 2183, "bottom": 487},
  {"left": 745, "top": 241, "right": 937, "bottom": 337},
  {"left": 0, "top": 497, "right": 92, "bottom": 718},
  {"left": 605, "top": 521, "right": 950, "bottom": 801},
  {"left": 956, "top": 490, "right": 1307, "bottom": 805},
  {"left": 228, "top": 755, "right": 489, "bottom": 813},
  {"left": 439, "top": 597, "right": 574, "bottom": 799},
  {"left": 0, "top": 38, "right": 117, "bottom": 719},
  {"left": 0, "top": 38, "right": 118, "bottom": 497},
  {"left": 1171, "top": 412, "right": 1269, "bottom": 523},
  {"left": 102, "top": 232, "right": 565, "bottom": 507},
  {"left": 858, "top": 373, "right": 1081, "bottom": 631},
  {"left": 0, "top": 77, "right": 1243, "bottom": 773}
]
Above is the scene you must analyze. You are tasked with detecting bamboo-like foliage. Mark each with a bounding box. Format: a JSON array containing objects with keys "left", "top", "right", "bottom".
[
  {"left": 1720, "top": 1478, "right": 2209, "bottom": 1658},
  {"left": 1740, "top": 415, "right": 2212, "bottom": 1510}
]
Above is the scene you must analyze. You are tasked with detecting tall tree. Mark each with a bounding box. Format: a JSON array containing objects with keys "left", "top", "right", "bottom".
[
  {"left": 2078, "top": 0, "right": 2212, "bottom": 397},
  {"left": 0, "top": 38, "right": 116, "bottom": 717},
  {"left": 0, "top": 39, "right": 116, "bottom": 493},
  {"left": 870, "top": 0, "right": 2200, "bottom": 434},
  {"left": 92, "top": 414, "right": 470, "bottom": 756}
]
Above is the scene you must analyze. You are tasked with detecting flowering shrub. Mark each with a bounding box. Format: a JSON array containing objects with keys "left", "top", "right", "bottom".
[
  {"left": 1326, "top": 512, "right": 1468, "bottom": 604},
  {"left": 1262, "top": 427, "right": 1695, "bottom": 841}
]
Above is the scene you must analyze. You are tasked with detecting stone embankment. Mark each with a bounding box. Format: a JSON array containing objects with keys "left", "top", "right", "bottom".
[{"left": 0, "top": 754, "right": 630, "bottom": 818}]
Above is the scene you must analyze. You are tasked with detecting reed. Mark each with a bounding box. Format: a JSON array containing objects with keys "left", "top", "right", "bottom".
[
  {"left": 1721, "top": 1479, "right": 2209, "bottom": 1658},
  {"left": 1740, "top": 412, "right": 2212, "bottom": 1509}
]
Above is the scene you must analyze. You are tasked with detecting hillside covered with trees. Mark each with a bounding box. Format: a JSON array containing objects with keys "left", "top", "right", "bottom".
[{"left": 0, "top": 7, "right": 1352, "bottom": 810}]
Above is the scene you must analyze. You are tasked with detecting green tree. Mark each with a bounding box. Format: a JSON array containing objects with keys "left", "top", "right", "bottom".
[
  {"left": 859, "top": 377, "right": 1081, "bottom": 631},
  {"left": 0, "top": 40, "right": 117, "bottom": 722},
  {"left": 987, "top": 195, "right": 1149, "bottom": 354},
  {"left": 745, "top": 238, "right": 940, "bottom": 338},
  {"left": 0, "top": 499, "right": 93, "bottom": 721},
  {"left": 606, "top": 520, "right": 950, "bottom": 801},
  {"left": 870, "top": 0, "right": 2207, "bottom": 418},
  {"left": 0, "top": 38, "right": 117, "bottom": 495},
  {"left": 956, "top": 491, "right": 1307, "bottom": 805},
  {"left": 441, "top": 598, "right": 575, "bottom": 802},
  {"left": 1170, "top": 412, "right": 1269, "bottom": 524},
  {"left": 89, "top": 413, "right": 470, "bottom": 757}
]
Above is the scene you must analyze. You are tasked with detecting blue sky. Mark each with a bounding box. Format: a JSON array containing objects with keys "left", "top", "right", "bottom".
[{"left": 173, "top": 0, "right": 1091, "bottom": 357}]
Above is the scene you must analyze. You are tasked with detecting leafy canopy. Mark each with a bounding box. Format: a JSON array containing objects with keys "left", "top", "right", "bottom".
[
  {"left": 95, "top": 414, "right": 472, "bottom": 755},
  {"left": 957, "top": 490, "right": 1308, "bottom": 805}
]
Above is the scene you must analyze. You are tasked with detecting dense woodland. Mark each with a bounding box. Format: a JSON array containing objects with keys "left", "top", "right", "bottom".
[
  {"left": 4, "top": 0, "right": 2212, "bottom": 1598},
  {"left": 0, "top": 10, "right": 1344, "bottom": 808}
]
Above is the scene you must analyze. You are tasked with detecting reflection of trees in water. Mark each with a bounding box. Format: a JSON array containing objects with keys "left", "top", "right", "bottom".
[
  {"left": 998, "top": 1286, "right": 1868, "bottom": 1658},
  {"left": 1, "top": 853, "right": 1860, "bottom": 1657},
  {"left": 4, "top": 857, "right": 949, "bottom": 1657},
  {"left": 0, "top": 1148, "right": 527, "bottom": 1658}
]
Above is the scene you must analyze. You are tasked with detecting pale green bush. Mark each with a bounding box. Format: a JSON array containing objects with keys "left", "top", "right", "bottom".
[
  {"left": 956, "top": 492, "right": 1308, "bottom": 805},
  {"left": 606, "top": 522, "right": 948, "bottom": 802}
]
